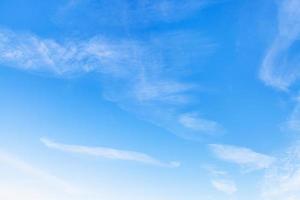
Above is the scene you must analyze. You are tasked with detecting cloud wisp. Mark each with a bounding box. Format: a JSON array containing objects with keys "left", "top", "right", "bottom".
[
  {"left": 57, "top": 0, "right": 211, "bottom": 28},
  {"left": 0, "top": 28, "right": 143, "bottom": 76},
  {"left": 178, "top": 113, "right": 224, "bottom": 135},
  {"left": 0, "top": 149, "right": 77, "bottom": 195},
  {"left": 282, "top": 98, "right": 300, "bottom": 133},
  {"left": 204, "top": 165, "right": 237, "bottom": 196},
  {"left": 261, "top": 142, "right": 300, "bottom": 200},
  {"left": 0, "top": 27, "right": 222, "bottom": 140},
  {"left": 258, "top": 3, "right": 300, "bottom": 198},
  {"left": 260, "top": 0, "right": 300, "bottom": 90},
  {"left": 211, "top": 179, "right": 237, "bottom": 195},
  {"left": 209, "top": 144, "right": 275, "bottom": 171},
  {"left": 41, "top": 138, "right": 180, "bottom": 168}
]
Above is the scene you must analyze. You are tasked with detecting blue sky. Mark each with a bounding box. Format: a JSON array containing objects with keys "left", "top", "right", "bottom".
[{"left": 1, "top": 0, "right": 300, "bottom": 199}]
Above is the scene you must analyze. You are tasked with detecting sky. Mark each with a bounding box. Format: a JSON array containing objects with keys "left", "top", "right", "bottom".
[{"left": 1, "top": 0, "right": 300, "bottom": 199}]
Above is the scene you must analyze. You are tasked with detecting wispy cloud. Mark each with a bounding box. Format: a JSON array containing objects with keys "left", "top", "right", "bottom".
[
  {"left": 261, "top": 142, "right": 300, "bottom": 200},
  {"left": 258, "top": 2, "right": 300, "bottom": 198},
  {"left": 211, "top": 179, "right": 237, "bottom": 195},
  {"left": 57, "top": 0, "right": 211, "bottom": 27},
  {"left": 204, "top": 165, "right": 237, "bottom": 195},
  {"left": 0, "top": 28, "right": 142, "bottom": 76},
  {"left": 178, "top": 113, "right": 224, "bottom": 135},
  {"left": 41, "top": 138, "right": 180, "bottom": 168},
  {"left": 203, "top": 165, "right": 228, "bottom": 176},
  {"left": 260, "top": 0, "right": 300, "bottom": 90},
  {"left": 0, "top": 149, "right": 77, "bottom": 195},
  {"left": 133, "top": 77, "right": 192, "bottom": 104},
  {"left": 209, "top": 144, "right": 275, "bottom": 171},
  {"left": 0, "top": 27, "right": 221, "bottom": 140},
  {"left": 282, "top": 98, "right": 300, "bottom": 132}
]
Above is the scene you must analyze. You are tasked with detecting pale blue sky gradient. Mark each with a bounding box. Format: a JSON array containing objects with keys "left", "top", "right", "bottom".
[{"left": 1, "top": 0, "right": 300, "bottom": 200}]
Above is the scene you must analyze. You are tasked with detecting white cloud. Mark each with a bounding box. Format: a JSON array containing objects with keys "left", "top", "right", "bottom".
[
  {"left": 207, "top": 143, "right": 300, "bottom": 199},
  {"left": 283, "top": 99, "right": 300, "bottom": 132},
  {"left": 0, "top": 183, "right": 84, "bottom": 200},
  {"left": 41, "top": 138, "right": 180, "bottom": 168},
  {"left": 0, "top": 28, "right": 142, "bottom": 76},
  {"left": 261, "top": 142, "right": 300, "bottom": 200},
  {"left": 0, "top": 27, "right": 221, "bottom": 140},
  {"left": 209, "top": 144, "right": 275, "bottom": 171},
  {"left": 204, "top": 165, "right": 237, "bottom": 196},
  {"left": 203, "top": 165, "right": 228, "bottom": 176},
  {"left": 15, "top": 31, "right": 192, "bottom": 107},
  {"left": 211, "top": 179, "right": 237, "bottom": 195},
  {"left": 260, "top": 0, "right": 300, "bottom": 90},
  {"left": 178, "top": 113, "right": 224, "bottom": 135},
  {"left": 133, "top": 77, "right": 192, "bottom": 104},
  {"left": 57, "top": 0, "right": 211, "bottom": 26},
  {"left": 259, "top": 2, "right": 300, "bottom": 197},
  {"left": 0, "top": 149, "right": 79, "bottom": 199}
]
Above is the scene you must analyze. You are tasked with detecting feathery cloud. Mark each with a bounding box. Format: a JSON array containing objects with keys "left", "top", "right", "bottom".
[
  {"left": 261, "top": 142, "right": 300, "bottom": 200},
  {"left": 211, "top": 179, "right": 237, "bottom": 195},
  {"left": 283, "top": 99, "right": 300, "bottom": 132},
  {"left": 178, "top": 113, "right": 224, "bottom": 135},
  {"left": 0, "top": 150, "right": 77, "bottom": 195},
  {"left": 0, "top": 27, "right": 221, "bottom": 140},
  {"left": 57, "top": 0, "right": 210, "bottom": 27},
  {"left": 209, "top": 144, "right": 275, "bottom": 171},
  {"left": 204, "top": 165, "right": 237, "bottom": 195},
  {"left": 0, "top": 28, "right": 142, "bottom": 76},
  {"left": 41, "top": 138, "right": 180, "bottom": 168},
  {"left": 260, "top": 0, "right": 300, "bottom": 90}
]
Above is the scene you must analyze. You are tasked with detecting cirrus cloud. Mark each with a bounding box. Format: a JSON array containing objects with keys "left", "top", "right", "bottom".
[
  {"left": 41, "top": 138, "right": 180, "bottom": 168},
  {"left": 209, "top": 144, "right": 275, "bottom": 171}
]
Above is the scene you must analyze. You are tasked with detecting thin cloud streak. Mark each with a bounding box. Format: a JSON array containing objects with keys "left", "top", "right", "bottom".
[
  {"left": 282, "top": 98, "right": 300, "bottom": 133},
  {"left": 204, "top": 165, "right": 237, "bottom": 196},
  {"left": 209, "top": 144, "right": 275, "bottom": 171},
  {"left": 211, "top": 179, "right": 237, "bottom": 195},
  {"left": 0, "top": 150, "right": 76, "bottom": 195},
  {"left": 57, "top": 0, "right": 211, "bottom": 27},
  {"left": 41, "top": 138, "right": 180, "bottom": 168},
  {"left": 178, "top": 113, "right": 224, "bottom": 135}
]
